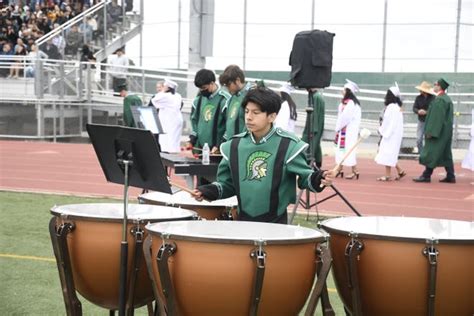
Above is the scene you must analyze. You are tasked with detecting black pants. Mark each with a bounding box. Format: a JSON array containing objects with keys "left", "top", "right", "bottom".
[
  {"left": 112, "top": 77, "right": 126, "bottom": 95},
  {"left": 422, "top": 165, "right": 455, "bottom": 179}
]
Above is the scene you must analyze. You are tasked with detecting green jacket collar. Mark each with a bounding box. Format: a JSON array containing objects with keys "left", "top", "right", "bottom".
[{"left": 249, "top": 125, "right": 277, "bottom": 144}]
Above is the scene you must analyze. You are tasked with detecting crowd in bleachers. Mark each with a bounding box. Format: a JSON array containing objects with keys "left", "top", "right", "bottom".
[{"left": 0, "top": 0, "right": 110, "bottom": 78}]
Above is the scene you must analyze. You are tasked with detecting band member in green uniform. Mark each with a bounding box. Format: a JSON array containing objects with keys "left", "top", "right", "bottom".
[
  {"left": 220, "top": 64, "right": 253, "bottom": 141},
  {"left": 192, "top": 87, "right": 335, "bottom": 224},
  {"left": 302, "top": 87, "right": 325, "bottom": 168},
  {"left": 119, "top": 84, "right": 142, "bottom": 127},
  {"left": 189, "top": 69, "right": 231, "bottom": 153}
]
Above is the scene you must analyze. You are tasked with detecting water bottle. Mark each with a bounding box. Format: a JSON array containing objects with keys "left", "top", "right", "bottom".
[{"left": 202, "top": 143, "right": 210, "bottom": 165}]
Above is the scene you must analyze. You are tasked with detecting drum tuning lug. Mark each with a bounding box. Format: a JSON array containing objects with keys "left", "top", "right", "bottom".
[
  {"left": 131, "top": 227, "right": 144, "bottom": 240},
  {"left": 425, "top": 237, "right": 439, "bottom": 246},
  {"left": 57, "top": 221, "right": 75, "bottom": 235},
  {"left": 251, "top": 239, "right": 267, "bottom": 268},
  {"left": 423, "top": 238, "right": 439, "bottom": 265}
]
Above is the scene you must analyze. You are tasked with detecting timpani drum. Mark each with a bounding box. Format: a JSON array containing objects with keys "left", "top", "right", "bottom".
[
  {"left": 139, "top": 191, "right": 238, "bottom": 220},
  {"left": 321, "top": 216, "right": 473, "bottom": 316},
  {"left": 50, "top": 203, "right": 197, "bottom": 310},
  {"left": 143, "top": 220, "right": 327, "bottom": 316}
]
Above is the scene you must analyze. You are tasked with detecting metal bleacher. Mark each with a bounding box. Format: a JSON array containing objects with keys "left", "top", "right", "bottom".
[{"left": 0, "top": 0, "right": 471, "bottom": 148}]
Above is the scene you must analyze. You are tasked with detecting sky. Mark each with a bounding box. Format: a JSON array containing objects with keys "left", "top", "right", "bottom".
[{"left": 127, "top": 0, "right": 473, "bottom": 73}]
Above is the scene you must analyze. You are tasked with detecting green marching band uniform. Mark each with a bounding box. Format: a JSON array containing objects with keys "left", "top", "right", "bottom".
[
  {"left": 302, "top": 90, "right": 325, "bottom": 166},
  {"left": 190, "top": 88, "right": 231, "bottom": 149},
  {"left": 205, "top": 126, "right": 325, "bottom": 224},
  {"left": 419, "top": 92, "right": 454, "bottom": 168},
  {"left": 123, "top": 94, "right": 143, "bottom": 127},
  {"left": 223, "top": 82, "right": 253, "bottom": 141}
]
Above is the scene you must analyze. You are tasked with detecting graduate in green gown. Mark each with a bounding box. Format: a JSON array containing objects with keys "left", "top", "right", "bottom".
[
  {"left": 120, "top": 84, "right": 143, "bottom": 127},
  {"left": 413, "top": 78, "right": 456, "bottom": 183},
  {"left": 192, "top": 87, "right": 335, "bottom": 224},
  {"left": 301, "top": 87, "right": 325, "bottom": 168}
]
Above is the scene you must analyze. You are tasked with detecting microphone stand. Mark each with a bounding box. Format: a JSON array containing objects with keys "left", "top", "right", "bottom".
[
  {"left": 289, "top": 89, "right": 361, "bottom": 224},
  {"left": 117, "top": 155, "right": 132, "bottom": 316}
]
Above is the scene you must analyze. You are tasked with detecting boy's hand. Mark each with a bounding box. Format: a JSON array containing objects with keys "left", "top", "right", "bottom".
[
  {"left": 191, "top": 189, "right": 204, "bottom": 201},
  {"left": 321, "top": 169, "right": 336, "bottom": 187}
]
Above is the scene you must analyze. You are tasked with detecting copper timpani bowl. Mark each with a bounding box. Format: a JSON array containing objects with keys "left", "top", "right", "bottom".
[
  {"left": 50, "top": 203, "right": 197, "bottom": 310},
  {"left": 139, "top": 191, "right": 238, "bottom": 220},
  {"left": 321, "top": 216, "right": 473, "bottom": 316},
  {"left": 144, "top": 220, "right": 327, "bottom": 316}
]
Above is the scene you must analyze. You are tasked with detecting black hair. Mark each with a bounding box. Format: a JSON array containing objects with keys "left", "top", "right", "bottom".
[
  {"left": 343, "top": 88, "right": 360, "bottom": 105},
  {"left": 166, "top": 87, "right": 176, "bottom": 94},
  {"left": 241, "top": 87, "right": 281, "bottom": 115},
  {"left": 384, "top": 89, "right": 402, "bottom": 107},
  {"left": 280, "top": 91, "right": 298, "bottom": 120},
  {"left": 220, "top": 64, "right": 245, "bottom": 86},
  {"left": 194, "top": 69, "right": 216, "bottom": 88}
]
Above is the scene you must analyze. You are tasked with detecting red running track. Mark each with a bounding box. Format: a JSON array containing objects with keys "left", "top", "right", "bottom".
[{"left": 0, "top": 140, "right": 472, "bottom": 221}]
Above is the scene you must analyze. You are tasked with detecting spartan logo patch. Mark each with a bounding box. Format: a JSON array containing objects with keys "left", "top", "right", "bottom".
[
  {"left": 202, "top": 104, "right": 214, "bottom": 122},
  {"left": 245, "top": 151, "right": 271, "bottom": 181}
]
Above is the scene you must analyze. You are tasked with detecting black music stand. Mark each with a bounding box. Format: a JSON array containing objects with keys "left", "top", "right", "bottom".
[
  {"left": 86, "top": 123, "right": 171, "bottom": 316},
  {"left": 289, "top": 90, "right": 361, "bottom": 224}
]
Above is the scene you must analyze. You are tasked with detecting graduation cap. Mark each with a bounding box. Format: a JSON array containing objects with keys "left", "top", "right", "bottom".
[
  {"left": 389, "top": 82, "right": 401, "bottom": 98},
  {"left": 118, "top": 83, "right": 127, "bottom": 91},
  {"left": 436, "top": 78, "right": 449, "bottom": 90},
  {"left": 164, "top": 78, "right": 178, "bottom": 90},
  {"left": 278, "top": 83, "right": 295, "bottom": 95},
  {"left": 344, "top": 79, "right": 359, "bottom": 93}
]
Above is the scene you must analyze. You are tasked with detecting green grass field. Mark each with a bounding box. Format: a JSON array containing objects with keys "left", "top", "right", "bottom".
[{"left": 0, "top": 191, "right": 344, "bottom": 315}]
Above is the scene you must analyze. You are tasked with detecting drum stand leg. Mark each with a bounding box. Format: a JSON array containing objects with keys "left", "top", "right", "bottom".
[
  {"left": 49, "top": 217, "right": 82, "bottom": 316},
  {"left": 125, "top": 226, "right": 146, "bottom": 316},
  {"left": 305, "top": 243, "right": 335, "bottom": 316},
  {"left": 249, "top": 240, "right": 267, "bottom": 316},
  {"left": 423, "top": 239, "right": 439, "bottom": 316},
  {"left": 156, "top": 241, "right": 178, "bottom": 316},
  {"left": 143, "top": 236, "right": 167, "bottom": 316},
  {"left": 344, "top": 237, "right": 364, "bottom": 316}
]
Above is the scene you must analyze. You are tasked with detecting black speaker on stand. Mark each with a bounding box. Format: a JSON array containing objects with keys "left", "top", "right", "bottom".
[
  {"left": 288, "top": 29, "right": 362, "bottom": 223},
  {"left": 289, "top": 29, "right": 335, "bottom": 89}
]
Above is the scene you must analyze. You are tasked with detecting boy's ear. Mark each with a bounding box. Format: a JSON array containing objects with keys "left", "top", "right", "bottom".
[{"left": 268, "top": 112, "right": 277, "bottom": 122}]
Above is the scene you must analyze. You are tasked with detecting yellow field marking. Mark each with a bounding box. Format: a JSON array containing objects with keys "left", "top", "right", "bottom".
[
  {"left": 0, "top": 253, "right": 339, "bottom": 293},
  {"left": 0, "top": 253, "right": 55, "bottom": 263}
]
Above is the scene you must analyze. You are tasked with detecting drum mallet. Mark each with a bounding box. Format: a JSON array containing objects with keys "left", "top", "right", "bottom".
[
  {"left": 169, "top": 180, "right": 195, "bottom": 195},
  {"left": 321, "top": 128, "right": 371, "bottom": 187},
  {"left": 169, "top": 180, "right": 213, "bottom": 202}
]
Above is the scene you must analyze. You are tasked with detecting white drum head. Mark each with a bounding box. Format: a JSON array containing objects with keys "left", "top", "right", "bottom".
[
  {"left": 140, "top": 191, "right": 238, "bottom": 208},
  {"left": 51, "top": 203, "right": 197, "bottom": 222},
  {"left": 322, "top": 216, "right": 473, "bottom": 243},
  {"left": 146, "top": 220, "right": 326, "bottom": 244}
]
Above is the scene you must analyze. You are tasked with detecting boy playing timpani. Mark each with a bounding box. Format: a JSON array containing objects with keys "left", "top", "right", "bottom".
[{"left": 192, "top": 87, "right": 335, "bottom": 223}]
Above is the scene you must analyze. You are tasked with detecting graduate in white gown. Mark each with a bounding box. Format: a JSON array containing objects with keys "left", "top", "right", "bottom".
[
  {"left": 334, "top": 79, "right": 362, "bottom": 179},
  {"left": 151, "top": 78, "right": 184, "bottom": 153},
  {"left": 461, "top": 109, "right": 474, "bottom": 172},
  {"left": 274, "top": 83, "right": 297, "bottom": 133},
  {"left": 375, "top": 84, "right": 406, "bottom": 181}
]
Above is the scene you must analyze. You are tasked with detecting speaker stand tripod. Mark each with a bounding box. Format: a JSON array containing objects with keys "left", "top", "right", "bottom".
[{"left": 289, "top": 90, "right": 361, "bottom": 224}]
